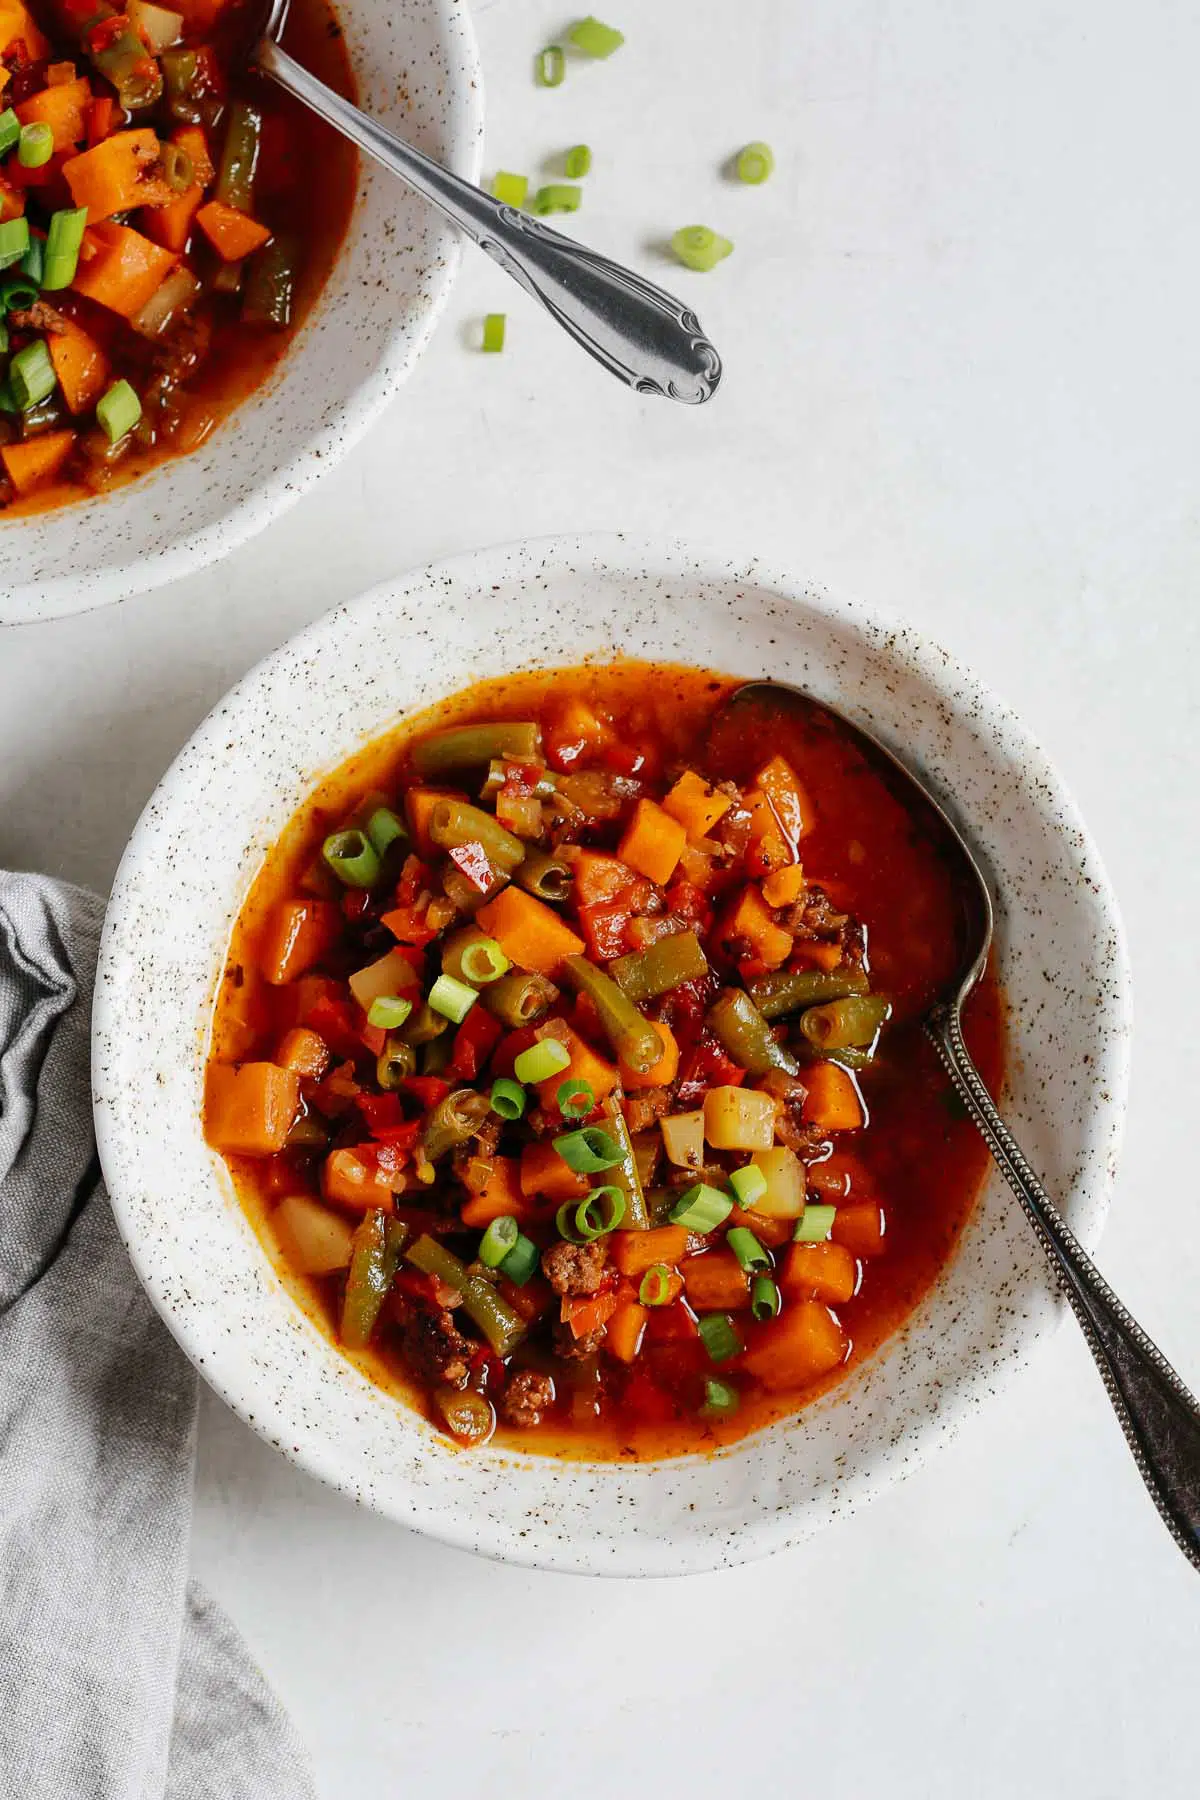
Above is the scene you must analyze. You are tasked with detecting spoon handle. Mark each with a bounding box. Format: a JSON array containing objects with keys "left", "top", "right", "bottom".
[
  {"left": 256, "top": 39, "right": 722, "bottom": 404},
  {"left": 927, "top": 1001, "right": 1200, "bottom": 1572}
]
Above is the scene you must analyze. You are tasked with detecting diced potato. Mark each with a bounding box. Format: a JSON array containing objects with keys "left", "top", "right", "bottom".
[
  {"left": 748, "top": 1146, "right": 806, "bottom": 1218},
  {"left": 347, "top": 947, "right": 420, "bottom": 1011},
  {"left": 703, "top": 1086, "right": 777, "bottom": 1152},
  {"left": 661, "top": 1109, "right": 705, "bottom": 1169},
  {"left": 273, "top": 1194, "right": 355, "bottom": 1274}
]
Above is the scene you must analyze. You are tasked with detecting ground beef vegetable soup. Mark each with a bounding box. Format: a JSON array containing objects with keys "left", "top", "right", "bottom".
[
  {"left": 206, "top": 665, "right": 1003, "bottom": 1458},
  {"left": 0, "top": 0, "right": 355, "bottom": 512}
]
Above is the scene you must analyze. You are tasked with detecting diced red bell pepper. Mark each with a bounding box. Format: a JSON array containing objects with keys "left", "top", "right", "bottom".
[
  {"left": 401, "top": 1074, "right": 451, "bottom": 1110},
  {"left": 395, "top": 855, "right": 434, "bottom": 906},
  {"left": 665, "top": 878, "right": 712, "bottom": 926},
  {"left": 561, "top": 1287, "right": 619, "bottom": 1339},
  {"left": 600, "top": 741, "right": 651, "bottom": 779},
  {"left": 359, "top": 1018, "right": 386, "bottom": 1056},
  {"left": 342, "top": 889, "right": 371, "bottom": 921},
  {"left": 674, "top": 1034, "right": 746, "bottom": 1107},
  {"left": 489, "top": 1026, "right": 539, "bottom": 1082},
  {"left": 500, "top": 762, "right": 544, "bottom": 798},
  {"left": 381, "top": 904, "right": 437, "bottom": 947},
  {"left": 86, "top": 96, "right": 114, "bottom": 145},
  {"left": 373, "top": 1140, "right": 410, "bottom": 1182},
  {"left": 447, "top": 841, "right": 493, "bottom": 894},
  {"left": 305, "top": 993, "right": 364, "bottom": 1062},
  {"left": 356, "top": 1091, "right": 404, "bottom": 1132},
  {"left": 737, "top": 957, "right": 770, "bottom": 984},
  {"left": 576, "top": 900, "right": 633, "bottom": 963},
  {"left": 448, "top": 1005, "right": 503, "bottom": 1079}
]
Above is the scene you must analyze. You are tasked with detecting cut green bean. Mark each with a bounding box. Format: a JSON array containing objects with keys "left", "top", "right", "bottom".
[
  {"left": 376, "top": 1035, "right": 417, "bottom": 1091},
  {"left": 798, "top": 995, "right": 892, "bottom": 1051},
  {"left": 406, "top": 1234, "right": 527, "bottom": 1356},
  {"left": 413, "top": 721, "right": 542, "bottom": 775},
  {"left": 421, "top": 1087, "right": 492, "bottom": 1160},
  {"left": 598, "top": 1096, "right": 650, "bottom": 1230},
  {"left": 610, "top": 930, "right": 708, "bottom": 1003},
  {"left": 242, "top": 231, "right": 298, "bottom": 329},
  {"left": 429, "top": 799, "right": 527, "bottom": 873},
  {"left": 340, "top": 1212, "right": 408, "bottom": 1350},
  {"left": 707, "top": 988, "right": 799, "bottom": 1076},
  {"left": 562, "top": 955, "right": 663, "bottom": 1075},
  {"left": 749, "top": 966, "right": 870, "bottom": 1020},
  {"left": 216, "top": 100, "right": 262, "bottom": 210},
  {"left": 514, "top": 849, "right": 573, "bottom": 903},
  {"left": 481, "top": 970, "right": 559, "bottom": 1027},
  {"left": 401, "top": 1001, "right": 450, "bottom": 1047}
]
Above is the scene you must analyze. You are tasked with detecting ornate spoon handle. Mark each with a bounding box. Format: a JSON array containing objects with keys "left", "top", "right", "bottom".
[
  {"left": 927, "top": 1001, "right": 1200, "bottom": 1572},
  {"left": 256, "top": 39, "right": 722, "bottom": 404}
]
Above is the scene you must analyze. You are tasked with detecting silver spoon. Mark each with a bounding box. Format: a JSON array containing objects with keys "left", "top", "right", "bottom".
[
  {"left": 252, "top": 0, "right": 721, "bottom": 404},
  {"left": 727, "top": 680, "right": 1200, "bottom": 1573}
]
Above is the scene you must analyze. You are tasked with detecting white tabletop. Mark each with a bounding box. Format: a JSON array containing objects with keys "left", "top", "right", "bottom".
[{"left": 4, "top": 0, "right": 1199, "bottom": 1791}]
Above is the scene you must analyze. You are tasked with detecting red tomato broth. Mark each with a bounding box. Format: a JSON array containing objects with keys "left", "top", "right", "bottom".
[
  {"left": 0, "top": 0, "right": 357, "bottom": 515},
  {"left": 208, "top": 663, "right": 1004, "bottom": 1461}
]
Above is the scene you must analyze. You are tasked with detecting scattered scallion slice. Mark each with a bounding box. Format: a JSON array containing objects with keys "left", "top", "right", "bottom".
[
  {"left": 0, "top": 272, "right": 39, "bottom": 311},
  {"left": 556, "top": 1078, "right": 594, "bottom": 1119},
  {"left": 513, "top": 1038, "right": 571, "bottom": 1085},
  {"left": 729, "top": 1164, "right": 768, "bottom": 1210},
  {"left": 321, "top": 827, "right": 381, "bottom": 889},
  {"left": 0, "top": 108, "right": 19, "bottom": 157},
  {"left": 700, "top": 1377, "right": 740, "bottom": 1418},
  {"left": 535, "top": 44, "right": 565, "bottom": 86},
  {"left": 698, "top": 1312, "right": 742, "bottom": 1364},
  {"left": 499, "top": 1232, "right": 539, "bottom": 1286},
  {"left": 41, "top": 205, "right": 87, "bottom": 290},
  {"left": 568, "top": 16, "right": 624, "bottom": 56},
  {"left": 559, "top": 1185, "right": 625, "bottom": 1241},
  {"left": 735, "top": 140, "right": 775, "bottom": 184},
  {"left": 532, "top": 183, "right": 582, "bottom": 215},
  {"left": 669, "top": 1182, "right": 733, "bottom": 1233},
  {"left": 793, "top": 1203, "right": 838, "bottom": 1242},
  {"left": 365, "top": 805, "right": 407, "bottom": 858},
  {"left": 428, "top": 973, "right": 478, "bottom": 1023},
  {"left": 751, "top": 1276, "right": 781, "bottom": 1322},
  {"left": 19, "top": 233, "right": 42, "bottom": 285},
  {"left": 367, "top": 995, "right": 413, "bottom": 1031},
  {"left": 671, "top": 225, "right": 734, "bottom": 272},
  {"left": 17, "top": 121, "right": 54, "bottom": 169},
  {"left": 564, "top": 143, "right": 592, "bottom": 178},
  {"left": 482, "top": 312, "right": 506, "bottom": 352},
  {"left": 639, "top": 1264, "right": 674, "bottom": 1306},
  {"left": 479, "top": 1214, "right": 520, "bottom": 1268},
  {"left": 489, "top": 1076, "right": 527, "bottom": 1120},
  {"left": 96, "top": 376, "right": 143, "bottom": 442},
  {"left": 726, "top": 1226, "right": 770, "bottom": 1273},
  {"left": 0, "top": 216, "right": 30, "bottom": 272},
  {"left": 9, "top": 340, "right": 56, "bottom": 412},
  {"left": 553, "top": 1125, "right": 622, "bottom": 1173},
  {"left": 491, "top": 170, "right": 529, "bottom": 206},
  {"left": 459, "top": 937, "right": 509, "bottom": 984}
]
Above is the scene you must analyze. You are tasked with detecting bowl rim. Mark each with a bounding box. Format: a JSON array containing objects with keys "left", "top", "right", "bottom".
[
  {"left": 0, "top": 0, "right": 483, "bottom": 629},
  {"left": 93, "top": 532, "right": 1133, "bottom": 1574}
]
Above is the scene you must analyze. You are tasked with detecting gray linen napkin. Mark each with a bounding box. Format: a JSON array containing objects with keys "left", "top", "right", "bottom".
[{"left": 0, "top": 871, "right": 318, "bottom": 1800}]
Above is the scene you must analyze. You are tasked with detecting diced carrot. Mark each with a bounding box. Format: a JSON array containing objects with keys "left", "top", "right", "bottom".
[
  {"left": 736, "top": 1208, "right": 793, "bottom": 1249},
  {"left": 86, "top": 95, "right": 113, "bottom": 145},
  {"left": 562, "top": 1288, "right": 619, "bottom": 1339},
  {"left": 460, "top": 1155, "right": 530, "bottom": 1227},
  {"left": 64, "top": 128, "right": 172, "bottom": 220},
  {"left": 204, "top": 1061, "right": 300, "bottom": 1157},
  {"left": 195, "top": 197, "right": 272, "bottom": 260},
  {"left": 801, "top": 1062, "right": 866, "bottom": 1131},
  {"left": 46, "top": 316, "right": 108, "bottom": 415},
  {"left": 610, "top": 1223, "right": 688, "bottom": 1278},
  {"left": 16, "top": 75, "right": 90, "bottom": 151},
  {"left": 617, "top": 797, "right": 687, "bottom": 885},
  {"left": 780, "top": 1240, "right": 859, "bottom": 1305},
  {"left": 618, "top": 1017, "right": 679, "bottom": 1091},
  {"left": 680, "top": 1249, "right": 751, "bottom": 1312},
  {"left": 257, "top": 898, "right": 340, "bottom": 986},
  {"left": 715, "top": 885, "right": 792, "bottom": 968},
  {"left": 832, "top": 1202, "right": 887, "bottom": 1257},
  {"left": 72, "top": 221, "right": 177, "bottom": 317},
  {"left": 141, "top": 126, "right": 213, "bottom": 250},
  {"left": 607, "top": 1299, "right": 648, "bottom": 1363},
  {"left": 742, "top": 788, "right": 793, "bottom": 877},
  {"left": 322, "top": 1147, "right": 397, "bottom": 1214},
  {"left": 275, "top": 1027, "right": 330, "bottom": 1080},
  {"left": 576, "top": 898, "right": 632, "bottom": 962},
  {"left": 791, "top": 938, "right": 844, "bottom": 972},
  {"left": 0, "top": 177, "right": 24, "bottom": 221},
  {"left": 519, "top": 1139, "right": 589, "bottom": 1203},
  {"left": 741, "top": 1300, "right": 848, "bottom": 1391},
  {"left": 533, "top": 1019, "right": 619, "bottom": 1110},
  {"left": 566, "top": 848, "right": 636, "bottom": 905},
  {"left": 761, "top": 863, "right": 806, "bottom": 907},
  {"left": 0, "top": 0, "right": 51, "bottom": 56},
  {"left": 661, "top": 769, "right": 732, "bottom": 840},
  {"left": 0, "top": 430, "right": 75, "bottom": 496},
  {"left": 475, "top": 885, "right": 585, "bottom": 976}
]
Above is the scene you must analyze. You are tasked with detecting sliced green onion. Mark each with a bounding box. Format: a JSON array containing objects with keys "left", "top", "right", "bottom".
[
  {"left": 535, "top": 44, "right": 565, "bottom": 86},
  {"left": 698, "top": 1312, "right": 742, "bottom": 1364},
  {"left": 577, "top": 1185, "right": 626, "bottom": 1239},
  {"left": 41, "top": 206, "right": 87, "bottom": 291},
  {"left": 365, "top": 805, "right": 407, "bottom": 858},
  {"left": 736, "top": 141, "right": 775, "bottom": 184},
  {"left": 533, "top": 184, "right": 582, "bottom": 215},
  {"left": 482, "top": 312, "right": 506, "bottom": 352},
  {"left": 568, "top": 16, "right": 624, "bottom": 56},
  {"left": 669, "top": 1182, "right": 733, "bottom": 1233},
  {"left": 9, "top": 340, "right": 56, "bottom": 412},
  {"left": 428, "top": 973, "right": 479, "bottom": 1023},
  {"left": 0, "top": 217, "right": 30, "bottom": 272},
  {"left": 499, "top": 1232, "right": 539, "bottom": 1286},
  {"left": 0, "top": 108, "right": 19, "bottom": 157},
  {"left": 556, "top": 1199, "right": 585, "bottom": 1242},
  {"left": 639, "top": 1264, "right": 674, "bottom": 1306},
  {"left": 726, "top": 1226, "right": 770, "bottom": 1273},
  {"left": 19, "top": 233, "right": 42, "bottom": 285},
  {"left": 367, "top": 995, "right": 413, "bottom": 1031},
  {"left": 96, "top": 376, "right": 143, "bottom": 443},
  {"left": 459, "top": 937, "right": 510, "bottom": 984},
  {"left": 17, "top": 121, "right": 54, "bottom": 169},
  {"left": 0, "top": 272, "right": 39, "bottom": 311},
  {"left": 321, "top": 827, "right": 381, "bottom": 889},
  {"left": 556, "top": 1078, "right": 594, "bottom": 1119},
  {"left": 513, "top": 1038, "right": 571, "bottom": 1085},
  {"left": 553, "top": 1125, "right": 621, "bottom": 1173},
  {"left": 794, "top": 1203, "right": 838, "bottom": 1242},
  {"left": 489, "top": 1076, "right": 526, "bottom": 1120},
  {"left": 751, "top": 1276, "right": 781, "bottom": 1322},
  {"left": 700, "top": 1377, "right": 740, "bottom": 1418},
  {"left": 671, "top": 225, "right": 734, "bottom": 272},
  {"left": 0, "top": 376, "right": 17, "bottom": 413},
  {"left": 0, "top": 318, "right": 7, "bottom": 355},
  {"left": 491, "top": 170, "right": 528, "bottom": 206},
  {"left": 479, "top": 1214, "right": 520, "bottom": 1268},
  {"left": 729, "top": 1164, "right": 768, "bottom": 1210},
  {"left": 564, "top": 143, "right": 592, "bottom": 178}
]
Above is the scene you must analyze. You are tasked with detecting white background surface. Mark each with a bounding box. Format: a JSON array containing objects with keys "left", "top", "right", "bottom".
[{"left": 3, "top": 0, "right": 1199, "bottom": 1793}]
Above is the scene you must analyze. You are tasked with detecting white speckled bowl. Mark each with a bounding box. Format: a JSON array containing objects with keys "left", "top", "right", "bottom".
[
  {"left": 93, "top": 536, "right": 1131, "bottom": 1575},
  {"left": 0, "top": 0, "right": 482, "bottom": 627}
]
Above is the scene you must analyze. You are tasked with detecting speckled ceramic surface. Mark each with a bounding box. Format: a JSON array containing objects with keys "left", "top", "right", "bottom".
[
  {"left": 0, "top": 0, "right": 482, "bottom": 627},
  {"left": 93, "top": 536, "right": 1132, "bottom": 1576}
]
